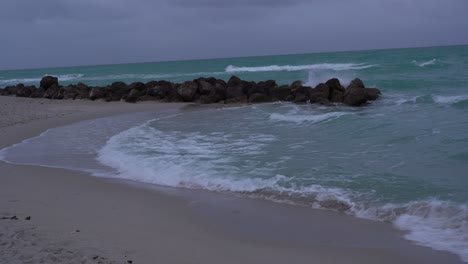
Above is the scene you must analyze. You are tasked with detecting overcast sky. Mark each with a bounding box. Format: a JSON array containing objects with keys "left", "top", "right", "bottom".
[{"left": 1, "top": 0, "right": 467, "bottom": 70}]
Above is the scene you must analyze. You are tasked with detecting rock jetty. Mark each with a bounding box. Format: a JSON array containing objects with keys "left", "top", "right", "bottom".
[{"left": 0, "top": 76, "right": 381, "bottom": 106}]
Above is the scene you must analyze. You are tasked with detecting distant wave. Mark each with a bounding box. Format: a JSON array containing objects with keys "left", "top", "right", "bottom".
[
  {"left": 0, "top": 74, "right": 84, "bottom": 85},
  {"left": 82, "top": 71, "right": 225, "bottom": 82},
  {"left": 412, "top": 59, "right": 437, "bottom": 67},
  {"left": 225, "top": 63, "right": 377, "bottom": 73},
  {"left": 0, "top": 72, "right": 226, "bottom": 86}
]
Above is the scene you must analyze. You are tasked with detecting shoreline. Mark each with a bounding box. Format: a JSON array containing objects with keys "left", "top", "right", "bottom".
[{"left": 0, "top": 97, "right": 463, "bottom": 263}]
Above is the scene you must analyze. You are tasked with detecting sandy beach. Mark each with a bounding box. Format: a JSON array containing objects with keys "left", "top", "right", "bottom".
[{"left": 0, "top": 96, "right": 463, "bottom": 264}]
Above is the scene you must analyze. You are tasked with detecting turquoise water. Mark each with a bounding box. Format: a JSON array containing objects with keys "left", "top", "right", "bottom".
[{"left": 1, "top": 45, "right": 468, "bottom": 261}]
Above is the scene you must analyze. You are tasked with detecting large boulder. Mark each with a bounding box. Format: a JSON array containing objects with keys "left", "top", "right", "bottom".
[
  {"left": 30, "top": 87, "right": 45, "bottom": 98},
  {"left": 249, "top": 93, "right": 271, "bottom": 103},
  {"left": 326, "top": 78, "right": 345, "bottom": 93},
  {"left": 40, "top": 76, "right": 58, "bottom": 90},
  {"left": 177, "top": 81, "right": 199, "bottom": 102},
  {"left": 249, "top": 80, "right": 276, "bottom": 96},
  {"left": 309, "top": 83, "right": 330, "bottom": 104},
  {"left": 227, "top": 76, "right": 242, "bottom": 87},
  {"left": 365, "top": 88, "right": 381, "bottom": 101},
  {"left": 145, "top": 80, "right": 175, "bottom": 101},
  {"left": 62, "top": 86, "right": 78, "bottom": 100},
  {"left": 200, "top": 82, "right": 227, "bottom": 104},
  {"left": 125, "top": 82, "right": 147, "bottom": 103},
  {"left": 75, "top": 83, "right": 90, "bottom": 99},
  {"left": 348, "top": 78, "right": 365, "bottom": 89},
  {"left": 89, "top": 87, "right": 106, "bottom": 100},
  {"left": 15, "top": 84, "right": 33, "bottom": 98},
  {"left": 344, "top": 78, "right": 367, "bottom": 106},
  {"left": 271, "top": 85, "right": 292, "bottom": 101},
  {"left": 198, "top": 79, "right": 214, "bottom": 96},
  {"left": 225, "top": 86, "right": 247, "bottom": 104},
  {"left": 293, "top": 86, "right": 312, "bottom": 103},
  {"left": 3, "top": 86, "right": 17, "bottom": 96},
  {"left": 43, "top": 84, "right": 61, "bottom": 99},
  {"left": 290, "top": 80, "right": 303, "bottom": 92},
  {"left": 106, "top": 81, "right": 130, "bottom": 102}
]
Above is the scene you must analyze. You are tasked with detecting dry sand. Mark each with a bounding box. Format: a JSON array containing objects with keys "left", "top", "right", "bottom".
[{"left": 0, "top": 96, "right": 463, "bottom": 264}]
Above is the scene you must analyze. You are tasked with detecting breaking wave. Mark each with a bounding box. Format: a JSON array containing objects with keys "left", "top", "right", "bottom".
[
  {"left": 432, "top": 94, "right": 468, "bottom": 105},
  {"left": 413, "top": 59, "right": 437, "bottom": 67},
  {"left": 269, "top": 111, "right": 349, "bottom": 124},
  {"left": 225, "top": 63, "right": 377, "bottom": 73}
]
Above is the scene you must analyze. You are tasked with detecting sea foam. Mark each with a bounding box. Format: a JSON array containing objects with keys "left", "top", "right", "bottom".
[
  {"left": 413, "top": 59, "right": 437, "bottom": 67},
  {"left": 432, "top": 94, "right": 468, "bottom": 105},
  {"left": 225, "top": 63, "right": 376, "bottom": 73},
  {"left": 269, "top": 111, "right": 348, "bottom": 124}
]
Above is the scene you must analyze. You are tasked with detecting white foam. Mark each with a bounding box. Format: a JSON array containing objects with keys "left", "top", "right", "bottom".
[
  {"left": 412, "top": 59, "right": 437, "bottom": 67},
  {"left": 225, "top": 63, "right": 377, "bottom": 73},
  {"left": 270, "top": 112, "right": 348, "bottom": 124},
  {"left": 433, "top": 95, "right": 468, "bottom": 104},
  {"left": 97, "top": 123, "right": 281, "bottom": 192},
  {"left": 351, "top": 200, "right": 468, "bottom": 262}
]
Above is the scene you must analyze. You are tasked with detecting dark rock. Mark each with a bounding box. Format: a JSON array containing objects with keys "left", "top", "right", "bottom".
[
  {"left": 326, "top": 78, "right": 345, "bottom": 93},
  {"left": 147, "top": 86, "right": 171, "bottom": 100},
  {"left": 241, "top": 81, "right": 256, "bottom": 95},
  {"left": 348, "top": 78, "right": 365, "bottom": 89},
  {"left": 125, "top": 89, "right": 143, "bottom": 103},
  {"left": 330, "top": 90, "right": 345, "bottom": 103},
  {"left": 62, "top": 86, "right": 78, "bottom": 100},
  {"left": 43, "top": 84, "right": 61, "bottom": 99},
  {"left": 200, "top": 82, "right": 226, "bottom": 104},
  {"left": 271, "top": 85, "right": 292, "bottom": 101},
  {"left": 250, "top": 80, "right": 276, "bottom": 96},
  {"left": 344, "top": 83, "right": 367, "bottom": 106},
  {"left": 16, "top": 84, "right": 33, "bottom": 97},
  {"left": 3, "top": 86, "right": 17, "bottom": 96},
  {"left": 177, "top": 81, "right": 199, "bottom": 102},
  {"left": 290, "top": 80, "right": 303, "bottom": 91},
  {"left": 31, "top": 87, "right": 45, "bottom": 98},
  {"left": 365, "top": 88, "right": 381, "bottom": 101},
  {"left": 125, "top": 83, "right": 147, "bottom": 103},
  {"left": 89, "top": 87, "right": 106, "bottom": 101},
  {"left": 75, "top": 83, "right": 90, "bottom": 99},
  {"left": 146, "top": 81, "right": 175, "bottom": 101},
  {"left": 227, "top": 76, "right": 242, "bottom": 87},
  {"left": 106, "top": 82, "right": 130, "bottom": 101},
  {"left": 40, "top": 76, "right": 58, "bottom": 90},
  {"left": 146, "top": 80, "right": 174, "bottom": 89},
  {"left": 25, "top": 216, "right": 31, "bottom": 220},
  {"left": 249, "top": 93, "right": 271, "bottom": 103},
  {"left": 309, "top": 83, "right": 330, "bottom": 103},
  {"left": 293, "top": 86, "right": 312, "bottom": 103},
  {"left": 225, "top": 86, "right": 247, "bottom": 104},
  {"left": 198, "top": 79, "right": 215, "bottom": 96},
  {"left": 129, "top": 82, "right": 146, "bottom": 92}
]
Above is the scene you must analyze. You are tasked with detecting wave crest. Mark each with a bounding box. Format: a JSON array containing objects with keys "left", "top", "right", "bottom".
[
  {"left": 225, "top": 63, "right": 377, "bottom": 73},
  {"left": 412, "top": 59, "right": 437, "bottom": 67}
]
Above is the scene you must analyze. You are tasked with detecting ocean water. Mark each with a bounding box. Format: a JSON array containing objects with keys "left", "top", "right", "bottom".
[{"left": 1, "top": 45, "right": 468, "bottom": 261}]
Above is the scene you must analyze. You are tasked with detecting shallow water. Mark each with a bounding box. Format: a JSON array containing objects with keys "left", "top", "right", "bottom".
[{"left": 1, "top": 45, "right": 468, "bottom": 261}]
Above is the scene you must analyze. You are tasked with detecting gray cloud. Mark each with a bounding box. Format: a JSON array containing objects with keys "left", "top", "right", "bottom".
[{"left": 0, "top": 0, "right": 467, "bottom": 70}]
